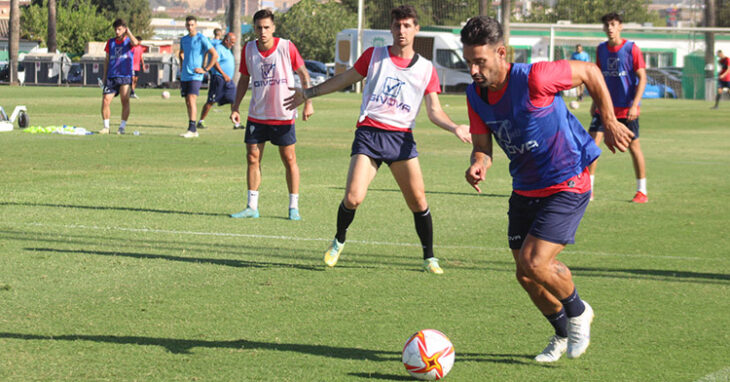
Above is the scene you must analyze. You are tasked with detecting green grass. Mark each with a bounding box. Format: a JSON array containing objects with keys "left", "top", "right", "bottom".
[{"left": 0, "top": 87, "right": 728, "bottom": 381}]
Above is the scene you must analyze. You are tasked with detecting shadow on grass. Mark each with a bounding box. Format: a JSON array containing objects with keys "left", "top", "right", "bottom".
[
  {"left": 26, "top": 247, "right": 324, "bottom": 272},
  {"left": 0, "top": 201, "right": 225, "bottom": 218},
  {"left": 571, "top": 266, "right": 730, "bottom": 284},
  {"left": 330, "top": 187, "right": 509, "bottom": 198}
]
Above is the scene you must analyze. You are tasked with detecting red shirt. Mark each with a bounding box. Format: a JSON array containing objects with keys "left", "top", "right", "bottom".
[
  {"left": 719, "top": 57, "right": 730, "bottom": 81},
  {"left": 467, "top": 60, "right": 591, "bottom": 196},
  {"left": 354, "top": 46, "right": 441, "bottom": 130},
  {"left": 238, "top": 37, "right": 304, "bottom": 76},
  {"left": 596, "top": 39, "right": 646, "bottom": 118}
]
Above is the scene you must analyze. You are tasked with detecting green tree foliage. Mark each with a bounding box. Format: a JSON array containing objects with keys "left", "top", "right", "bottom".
[
  {"left": 524, "top": 0, "right": 662, "bottom": 25},
  {"left": 275, "top": 0, "right": 357, "bottom": 62},
  {"left": 719, "top": 0, "right": 730, "bottom": 27},
  {"left": 22, "top": 0, "right": 109, "bottom": 58},
  {"left": 340, "top": 0, "right": 477, "bottom": 29},
  {"left": 93, "top": 0, "right": 154, "bottom": 39}
]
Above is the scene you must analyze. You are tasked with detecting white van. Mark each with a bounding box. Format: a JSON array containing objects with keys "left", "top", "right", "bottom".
[{"left": 335, "top": 29, "right": 472, "bottom": 92}]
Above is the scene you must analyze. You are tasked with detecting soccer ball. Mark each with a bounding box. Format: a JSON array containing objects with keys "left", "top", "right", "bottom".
[
  {"left": 161, "top": 91, "right": 170, "bottom": 99},
  {"left": 402, "top": 329, "right": 455, "bottom": 380},
  {"left": 569, "top": 100, "right": 580, "bottom": 110}
]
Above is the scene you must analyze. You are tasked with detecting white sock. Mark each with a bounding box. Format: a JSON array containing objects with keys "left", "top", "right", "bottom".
[
  {"left": 119, "top": 120, "right": 127, "bottom": 129},
  {"left": 590, "top": 175, "right": 595, "bottom": 191},
  {"left": 247, "top": 190, "right": 259, "bottom": 210},
  {"left": 289, "top": 193, "right": 299, "bottom": 209},
  {"left": 637, "top": 178, "right": 647, "bottom": 194},
  {"left": 103, "top": 119, "right": 110, "bottom": 129},
  {"left": 199, "top": 119, "right": 204, "bottom": 124}
]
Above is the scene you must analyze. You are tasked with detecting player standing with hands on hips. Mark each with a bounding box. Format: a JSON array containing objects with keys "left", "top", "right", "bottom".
[
  {"left": 285, "top": 5, "right": 470, "bottom": 274},
  {"left": 461, "top": 16, "right": 633, "bottom": 361},
  {"left": 230, "top": 9, "right": 314, "bottom": 221}
]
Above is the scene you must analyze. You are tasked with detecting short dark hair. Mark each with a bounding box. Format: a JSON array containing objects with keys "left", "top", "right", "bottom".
[
  {"left": 460, "top": 16, "right": 503, "bottom": 47},
  {"left": 391, "top": 5, "right": 419, "bottom": 26},
  {"left": 601, "top": 12, "right": 622, "bottom": 25},
  {"left": 253, "top": 9, "right": 275, "bottom": 23},
  {"left": 112, "top": 18, "right": 126, "bottom": 29},
  {"left": 213, "top": 28, "right": 223, "bottom": 36},
  {"left": 185, "top": 15, "right": 197, "bottom": 23}
]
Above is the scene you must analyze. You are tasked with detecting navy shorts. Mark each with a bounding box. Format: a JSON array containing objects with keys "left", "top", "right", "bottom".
[
  {"left": 103, "top": 77, "right": 132, "bottom": 96},
  {"left": 134, "top": 70, "right": 142, "bottom": 77},
  {"left": 589, "top": 116, "right": 640, "bottom": 140},
  {"left": 507, "top": 190, "right": 591, "bottom": 250},
  {"left": 206, "top": 75, "right": 236, "bottom": 106},
  {"left": 350, "top": 126, "right": 418, "bottom": 167},
  {"left": 180, "top": 80, "right": 202, "bottom": 97},
  {"left": 244, "top": 121, "right": 296, "bottom": 146},
  {"left": 718, "top": 80, "right": 730, "bottom": 89}
]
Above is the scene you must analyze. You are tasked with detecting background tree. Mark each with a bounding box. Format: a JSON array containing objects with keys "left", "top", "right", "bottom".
[
  {"left": 275, "top": 0, "right": 357, "bottom": 62},
  {"left": 22, "top": 0, "right": 110, "bottom": 58},
  {"left": 93, "top": 0, "right": 154, "bottom": 39},
  {"left": 9, "top": 0, "right": 20, "bottom": 85},
  {"left": 47, "top": 0, "right": 57, "bottom": 52}
]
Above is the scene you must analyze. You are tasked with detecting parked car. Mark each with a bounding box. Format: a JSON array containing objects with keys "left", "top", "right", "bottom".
[
  {"left": 66, "top": 63, "right": 83, "bottom": 84},
  {"left": 643, "top": 75, "right": 677, "bottom": 99},
  {"left": 294, "top": 60, "right": 328, "bottom": 88}
]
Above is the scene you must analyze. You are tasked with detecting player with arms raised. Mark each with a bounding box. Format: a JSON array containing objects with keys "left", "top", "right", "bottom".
[{"left": 461, "top": 16, "right": 633, "bottom": 361}]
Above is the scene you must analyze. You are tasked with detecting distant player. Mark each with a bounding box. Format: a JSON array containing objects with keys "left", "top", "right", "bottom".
[
  {"left": 711, "top": 50, "right": 730, "bottom": 109},
  {"left": 178, "top": 15, "right": 218, "bottom": 138},
  {"left": 570, "top": 44, "right": 590, "bottom": 101},
  {"left": 211, "top": 28, "right": 223, "bottom": 47},
  {"left": 100, "top": 18, "right": 139, "bottom": 135},
  {"left": 285, "top": 5, "right": 470, "bottom": 274},
  {"left": 589, "top": 12, "right": 648, "bottom": 203},
  {"left": 461, "top": 16, "right": 633, "bottom": 362},
  {"left": 229, "top": 9, "right": 314, "bottom": 220},
  {"left": 198, "top": 33, "right": 237, "bottom": 129},
  {"left": 130, "top": 43, "right": 145, "bottom": 99}
]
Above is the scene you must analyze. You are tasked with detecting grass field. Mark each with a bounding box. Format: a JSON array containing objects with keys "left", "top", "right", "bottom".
[{"left": 0, "top": 86, "right": 728, "bottom": 381}]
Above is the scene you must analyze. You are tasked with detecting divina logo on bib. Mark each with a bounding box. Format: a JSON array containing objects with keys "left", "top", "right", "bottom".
[
  {"left": 254, "top": 63, "right": 288, "bottom": 87},
  {"left": 368, "top": 77, "right": 411, "bottom": 112}
]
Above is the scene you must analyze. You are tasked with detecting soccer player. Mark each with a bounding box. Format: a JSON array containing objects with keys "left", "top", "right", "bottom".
[
  {"left": 178, "top": 15, "right": 218, "bottom": 138},
  {"left": 284, "top": 5, "right": 471, "bottom": 274},
  {"left": 130, "top": 43, "right": 145, "bottom": 99},
  {"left": 712, "top": 50, "right": 730, "bottom": 109},
  {"left": 100, "top": 18, "right": 139, "bottom": 135},
  {"left": 198, "top": 33, "right": 238, "bottom": 129},
  {"left": 461, "top": 16, "right": 633, "bottom": 362},
  {"left": 589, "top": 12, "right": 648, "bottom": 203},
  {"left": 570, "top": 44, "right": 590, "bottom": 101},
  {"left": 229, "top": 9, "right": 314, "bottom": 221}
]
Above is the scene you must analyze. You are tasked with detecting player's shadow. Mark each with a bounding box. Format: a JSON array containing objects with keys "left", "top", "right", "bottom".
[
  {"left": 330, "top": 187, "right": 508, "bottom": 198},
  {"left": 0, "top": 201, "right": 225, "bottom": 217},
  {"left": 571, "top": 266, "right": 730, "bottom": 285},
  {"left": 26, "top": 247, "right": 323, "bottom": 272}
]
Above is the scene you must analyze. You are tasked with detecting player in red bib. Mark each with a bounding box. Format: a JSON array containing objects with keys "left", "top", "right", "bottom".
[
  {"left": 285, "top": 5, "right": 470, "bottom": 274},
  {"left": 712, "top": 50, "right": 730, "bottom": 109}
]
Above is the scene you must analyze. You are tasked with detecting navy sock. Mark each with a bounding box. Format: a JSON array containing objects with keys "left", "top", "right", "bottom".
[
  {"left": 545, "top": 308, "right": 569, "bottom": 338},
  {"left": 560, "top": 288, "right": 586, "bottom": 318},
  {"left": 413, "top": 208, "right": 434, "bottom": 260},
  {"left": 335, "top": 201, "right": 356, "bottom": 243},
  {"left": 188, "top": 120, "right": 197, "bottom": 132}
]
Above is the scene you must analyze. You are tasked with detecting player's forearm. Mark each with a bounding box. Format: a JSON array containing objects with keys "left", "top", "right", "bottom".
[
  {"left": 127, "top": 31, "right": 139, "bottom": 47},
  {"left": 303, "top": 69, "right": 362, "bottom": 100},
  {"left": 632, "top": 71, "right": 647, "bottom": 107},
  {"left": 428, "top": 108, "right": 459, "bottom": 133},
  {"left": 204, "top": 52, "right": 218, "bottom": 72},
  {"left": 584, "top": 65, "right": 618, "bottom": 123}
]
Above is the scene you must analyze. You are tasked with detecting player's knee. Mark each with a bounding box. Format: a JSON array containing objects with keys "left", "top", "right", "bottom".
[
  {"left": 344, "top": 193, "right": 364, "bottom": 209},
  {"left": 518, "top": 258, "right": 550, "bottom": 283}
]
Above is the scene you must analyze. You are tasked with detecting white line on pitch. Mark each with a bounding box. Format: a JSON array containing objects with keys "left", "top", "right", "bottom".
[{"left": 18, "top": 222, "right": 718, "bottom": 262}]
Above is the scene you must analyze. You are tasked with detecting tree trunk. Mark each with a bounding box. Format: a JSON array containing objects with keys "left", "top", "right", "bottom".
[
  {"left": 48, "top": 0, "right": 57, "bottom": 53},
  {"left": 705, "top": 0, "right": 716, "bottom": 80},
  {"left": 9, "top": 0, "right": 20, "bottom": 85},
  {"left": 479, "top": 0, "right": 489, "bottom": 17},
  {"left": 502, "top": 0, "right": 511, "bottom": 46},
  {"left": 230, "top": 0, "right": 241, "bottom": 83}
]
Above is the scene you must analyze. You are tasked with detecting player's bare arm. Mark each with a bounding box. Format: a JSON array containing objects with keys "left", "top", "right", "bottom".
[
  {"left": 212, "top": 59, "right": 229, "bottom": 82},
  {"left": 102, "top": 53, "right": 109, "bottom": 83},
  {"left": 423, "top": 92, "right": 471, "bottom": 143},
  {"left": 628, "top": 67, "right": 647, "bottom": 121},
  {"left": 284, "top": 67, "right": 365, "bottom": 110},
  {"left": 230, "top": 74, "right": 250, "bottom": 124},
  {"left": 196, "top": 48, "right": 217, "bottom": 74},
  {"left": 465, "top": 132, "right": 493, "bottom": 193},
  {"left": 126, "top": 28, "right": 139, "bottom": 47},
  {"left": 569, "top": 60, "right": 633, "bottom": 153},
  {"left": 294, "top": 65, "right": 314, "bottom": 121}
]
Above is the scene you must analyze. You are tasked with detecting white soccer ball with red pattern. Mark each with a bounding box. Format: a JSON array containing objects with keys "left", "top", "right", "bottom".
[{"left": 402, "top": 329, "right": 455, "bottom": 380}]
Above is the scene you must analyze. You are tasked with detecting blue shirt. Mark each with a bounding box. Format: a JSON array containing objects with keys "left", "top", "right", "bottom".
[
  {"left": 210, "top": 43, "right": 234, "bottom": 79},
  {"left": 466, "top": 64, "right": 600, "bottom": 191},
  {"left": 180, "top": 32, "right": 214, "bottom": 82},
  {"left": 570, "top": 51, "right": 590, "bottom": 62},
  {"left": 107, "top": 37, "right": 133, "bottom": 78}
]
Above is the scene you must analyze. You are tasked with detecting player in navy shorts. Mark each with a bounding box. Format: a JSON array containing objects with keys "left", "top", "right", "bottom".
[
  {"left": 197, "top": 33, "right": 238, "bottom": 130},
  {"left": 100, "top": 18, "right": 139, "bottom": 135},
  {"left": 462, "top": 16, "right": 633, "bottom": 362},
  {"left": 712, "top": 50, "right": 730, "bottom": 109}
]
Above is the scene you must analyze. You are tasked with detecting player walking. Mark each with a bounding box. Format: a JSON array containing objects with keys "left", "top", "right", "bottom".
[
  {"left": 198, "top": 33, "right": 238, "bottom": 129},
  {"left": 285, "top": 5, "right": 470, "bottom": 274},
  {"left": 589, "top": 13, "right": 648, "bottom": 203},
  {"left": 461, "top": 16, "right": 633, "bottom": 361},
  {"left": 178, "top": 15, "right": 218, "bottom": 138},
  {"left": 712, "top": 50, "right": 730, "bottom": 109},
  {"left": 100, "top": 19, "right": 139, "bottom": 135},
  {"left": 230, "top": 9, "right": 314, "bottom": 220}
]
